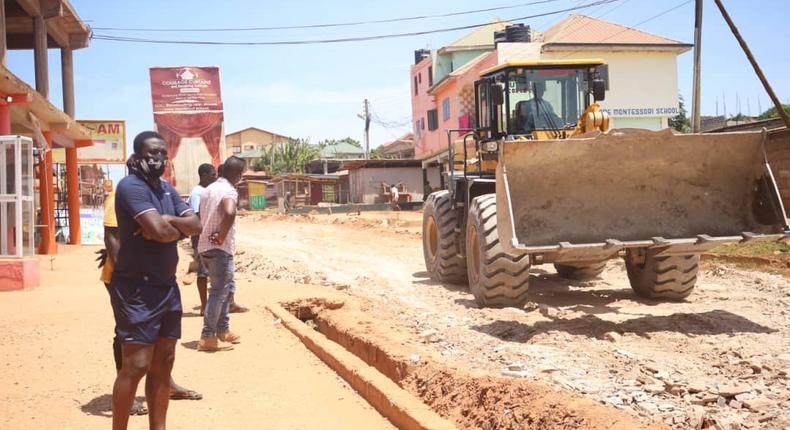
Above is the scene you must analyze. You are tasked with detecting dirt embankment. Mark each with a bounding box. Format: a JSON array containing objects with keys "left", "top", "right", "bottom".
[{"left": 283, "top": 297, "right": 653, "bottom": 430}]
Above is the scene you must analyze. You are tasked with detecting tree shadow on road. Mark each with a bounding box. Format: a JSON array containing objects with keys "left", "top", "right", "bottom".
[{"left": 80, "top": 394, "right": 145, "bottom": 417}]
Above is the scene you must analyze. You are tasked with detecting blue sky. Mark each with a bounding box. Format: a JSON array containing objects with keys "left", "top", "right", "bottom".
[{"left": 6, "top": 0, "right": 790, "bottom": 153}]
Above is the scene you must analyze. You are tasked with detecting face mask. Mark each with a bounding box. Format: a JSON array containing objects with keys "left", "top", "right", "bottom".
[{"left": 138, "top": 154, "right": 167, "bottom": 179}]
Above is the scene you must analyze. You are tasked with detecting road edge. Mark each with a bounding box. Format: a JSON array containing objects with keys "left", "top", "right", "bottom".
[{"left": 265, "top": 302, "right": 457, "bottom": 430}]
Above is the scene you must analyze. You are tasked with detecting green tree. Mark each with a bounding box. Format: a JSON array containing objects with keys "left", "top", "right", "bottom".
[
  {"left": 758, "top": 104, "right": 790, "bottom": 120},
  {"left": 669, "top": 94, "right": 691, "bottom": 133},
  {"left": 251, "top": 138, "right": 319, "bottom": 175},
  {"left": 317, "top": 137, "right": 361, "bottom": 148},
  {"left": 369, "top": 147, "right": 386, "bottom": 160}
]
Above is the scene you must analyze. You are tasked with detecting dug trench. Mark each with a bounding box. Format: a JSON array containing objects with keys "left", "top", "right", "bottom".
[{"left": 275, "top": 297, "right": 654, "bottom": 430}]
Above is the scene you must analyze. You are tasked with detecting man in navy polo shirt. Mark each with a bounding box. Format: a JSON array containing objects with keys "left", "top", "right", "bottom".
[{"left": 108, "top": 131, "right": 202, "bottom": 430}]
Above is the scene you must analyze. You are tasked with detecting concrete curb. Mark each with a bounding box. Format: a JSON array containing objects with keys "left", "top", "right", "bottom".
[{"left": 266, "top": 303, "right": 456, "bottom": 430}]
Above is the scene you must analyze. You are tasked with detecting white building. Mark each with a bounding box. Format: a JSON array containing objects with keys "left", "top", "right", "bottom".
[{"left": 538, "top": 14, "right": 692, "bottom": 130}]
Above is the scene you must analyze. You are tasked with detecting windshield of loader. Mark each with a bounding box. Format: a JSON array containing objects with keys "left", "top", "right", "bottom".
[{"left": 506, "top": 68, "right": 587, "bottom": 134}]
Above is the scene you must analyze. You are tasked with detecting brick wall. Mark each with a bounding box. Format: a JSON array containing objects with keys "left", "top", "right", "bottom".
[{"left": 765, "top": 128, "right": 790, "bottom": 212}]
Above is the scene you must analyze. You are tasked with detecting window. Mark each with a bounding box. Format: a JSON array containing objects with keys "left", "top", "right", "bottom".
[
  {"left": 322, "top": 184, "right": 336, "bottom": 203},
  {"left": 428, "top": 66, "right": 433, "bottom": 86},
  {"left": 232, "top": 147, "right": 241, "bottom": 154},
  {"left": 418, "top": 72, "right": 422, "bottom": 83},
  {"left": 427, "top": 109, "right": 438, "bottom": 131},
  {"left": 421, "top": 118, "right": 425, "bottom": 130},
  {"left": 506, "top": 68, "right": 585, "bottom": 134},
  {"left": 415, "top": 120, "right": 421, "bottom": 139},
  {"left": 413, "top": 76, "right": 418, "bottom": 95},
  {"left": 442, "top": 98, "right": 450, "bottom": 122}
]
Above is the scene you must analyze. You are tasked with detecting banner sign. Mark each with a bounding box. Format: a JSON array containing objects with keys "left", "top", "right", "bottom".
[
  {"left": 149, "top": 66, "right": 225, "bottom": 192},
  {"left": 77, "top": 120, "right": 127, "bottom": 162},
  {"left": 150, "top": 67, "right": 223, "bottom": 113},
  {"left": 52, "top": 120, "right": 127, "bottom": 164}
]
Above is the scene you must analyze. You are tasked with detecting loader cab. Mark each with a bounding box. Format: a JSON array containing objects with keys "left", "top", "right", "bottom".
[{"left": 475, "top": 59, "right": 608, "bottom": 139}]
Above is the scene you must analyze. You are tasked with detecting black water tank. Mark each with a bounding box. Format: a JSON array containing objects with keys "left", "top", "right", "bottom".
[
  {"left": 494, "top": 24, "right": 531, "bottom": 46},
  {"left": 494, "top": 29, "right": 507, "bottom": 45},
  {"left": 414, "top": 49, "right": 430, "bottom": 65},
  {"left": 505, "top": 24, "right": 531, "bottom": 43}
]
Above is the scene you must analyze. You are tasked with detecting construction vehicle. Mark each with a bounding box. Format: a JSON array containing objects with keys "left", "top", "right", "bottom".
[{"left": 422, "top": 59, "right": 789, "bottom": 307}]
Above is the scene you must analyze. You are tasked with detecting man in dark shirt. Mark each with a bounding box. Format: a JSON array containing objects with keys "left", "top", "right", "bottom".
[{"left": 108, "top": 131, "right": 202, "bottom": 430}]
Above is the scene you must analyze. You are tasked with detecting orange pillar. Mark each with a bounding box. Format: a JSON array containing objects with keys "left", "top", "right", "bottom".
[
  {"left": 65, "top": 147, "right": 80, "bottom": 244},
  {"left": 37, "top": 132, "right": 56, "bottom": 254}
]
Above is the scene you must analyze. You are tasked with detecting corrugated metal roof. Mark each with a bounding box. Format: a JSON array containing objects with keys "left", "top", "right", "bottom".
[
  {"left": 342, "top": 159, "right": 422, "bottom": 170},
  {"left": 541, "top": 14, "right": 685, "bottom": 45},
  {"left": 319, "top": 142, "right": 365, "bottom": 158},
  {"left": 237, "top": 147, "right": 267, "bottom": 158}
]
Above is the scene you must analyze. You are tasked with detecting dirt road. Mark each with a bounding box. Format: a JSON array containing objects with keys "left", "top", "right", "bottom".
[
  {"left": 0, "top": 245, "right": 392, "bottom": 430},
  {"left": 235, "top": 211, "right": 790, "bottom": 429}
]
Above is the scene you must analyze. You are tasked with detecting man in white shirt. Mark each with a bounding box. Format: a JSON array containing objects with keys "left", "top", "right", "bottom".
[
  {"left": 197, "top": 156, "right": 246, "bottom": 352},
  {"left": 390, "top": 183, "right": 400, "bottom": 211},
  {"left": 188, "top": 163, "right": 216, "bottom": 315}
]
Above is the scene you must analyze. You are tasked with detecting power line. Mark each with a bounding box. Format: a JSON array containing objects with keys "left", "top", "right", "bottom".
[
  {"left": 91, "top": 0, "right": 618, "bottom": 46},
  {"left": 91, "top": 0, "right": 568, "bottom": 32}
]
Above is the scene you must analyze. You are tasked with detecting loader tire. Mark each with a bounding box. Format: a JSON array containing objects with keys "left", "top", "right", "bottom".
[
  {"left": 423, "top": 190, "right": 467, "bottom": 283},
  {"left": 625, "top": 249, "right": 699, "bottom": 301},
  {"left": 465, "top": 194, "right": 530, "bottom": 308},
  {"left": 554, "top": 261, "right": 606, "bottom": 280}
]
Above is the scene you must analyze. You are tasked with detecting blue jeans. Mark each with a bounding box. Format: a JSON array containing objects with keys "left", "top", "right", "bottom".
[{"left": 200, "top": 249, "right": 235, "bottom": 338}]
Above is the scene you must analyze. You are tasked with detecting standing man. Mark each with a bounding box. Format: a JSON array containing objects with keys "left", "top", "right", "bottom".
[
  {"left": 109, "top": 131, "right": 202, "bottom": 430},
  {"left": 188, "top": 163, "right": 217, "bottom": 316},
  {"left": 197, "top": 156, "right": 246, "bottom": 352},
  {"left": 390, "top": 182, "right": 401, "bottom": 211}
]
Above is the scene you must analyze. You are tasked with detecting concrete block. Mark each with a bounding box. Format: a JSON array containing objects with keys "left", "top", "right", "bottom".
[{"left": 0, "top": 257, "right": 40, "bottom": 291}]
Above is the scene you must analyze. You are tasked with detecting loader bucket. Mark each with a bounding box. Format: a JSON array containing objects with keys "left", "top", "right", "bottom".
[{"left": 495, "top": 128, "right": 789, "bottom": 257}]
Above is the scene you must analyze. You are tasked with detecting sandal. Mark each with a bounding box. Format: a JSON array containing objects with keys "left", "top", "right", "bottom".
[
  {"left": 130, "top": 399, "right": 148, "bottom": 415},
  {"left": 170, "top": 389, "right": 203, "bottom": 400}
]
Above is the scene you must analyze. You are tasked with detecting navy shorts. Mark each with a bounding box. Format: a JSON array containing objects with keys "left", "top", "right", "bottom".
[{"left": 107, "top": 277, "right": 182, "bottom": 345}]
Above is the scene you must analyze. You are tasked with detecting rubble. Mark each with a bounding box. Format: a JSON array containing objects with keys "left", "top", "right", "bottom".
[{"left": 717, "top": 384, "right": 751, "bottom": 397}]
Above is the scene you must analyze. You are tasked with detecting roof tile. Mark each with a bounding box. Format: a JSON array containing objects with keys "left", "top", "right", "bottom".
[{"left": 541, "top": 14, "right": 684, "bottom": 45}]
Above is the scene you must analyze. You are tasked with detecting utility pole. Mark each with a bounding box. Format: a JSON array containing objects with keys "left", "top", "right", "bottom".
[
  {"left": 713, "top": 0, "right": 790, "bottom": 128},
  {"left": 357, "top": 99, "right": 371, "bottom": 159},
  {"left": 691, "top": 0, "right": 703, "bottom": 132},
  {"left": 270, "top": 141, "right": 275, "bottom": 172},
  {"left": 722, "top": 91, "right": 727, "bottom": 117}
]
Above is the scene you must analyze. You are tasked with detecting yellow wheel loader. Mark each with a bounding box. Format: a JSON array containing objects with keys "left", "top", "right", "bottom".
[{"left": 422, "top": 59, "right": 789, "bottom": 308}]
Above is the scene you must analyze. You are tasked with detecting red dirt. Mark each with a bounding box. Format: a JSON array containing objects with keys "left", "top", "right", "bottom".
[{"left": 281, "top": 296, "right": 654, "bottom": 430}]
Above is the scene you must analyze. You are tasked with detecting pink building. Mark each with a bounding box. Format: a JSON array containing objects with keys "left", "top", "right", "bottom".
[{"left": 410, "top": 21, "right": 507, "bottom": 164}]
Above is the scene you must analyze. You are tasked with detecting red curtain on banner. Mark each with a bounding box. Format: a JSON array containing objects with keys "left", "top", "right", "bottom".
[{"left": 153, "top": 112, "right": 224, "bottom": 186}]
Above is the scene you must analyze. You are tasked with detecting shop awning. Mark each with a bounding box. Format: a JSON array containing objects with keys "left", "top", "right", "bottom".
[{"left": 0, "top": 65, "right": 92, "bottom": 148}]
